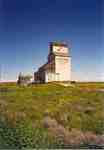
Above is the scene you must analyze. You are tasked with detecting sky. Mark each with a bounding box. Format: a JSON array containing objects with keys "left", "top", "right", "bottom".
[{"left": 0, "top": 0, "right": 103, "bottom": 81}]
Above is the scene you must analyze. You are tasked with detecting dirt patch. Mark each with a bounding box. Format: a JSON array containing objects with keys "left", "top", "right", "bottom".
[{"left": 43, "top": 116, "right": 104, "bottom": 147}]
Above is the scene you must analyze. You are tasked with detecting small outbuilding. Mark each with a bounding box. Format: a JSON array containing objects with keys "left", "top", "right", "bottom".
[{"left": 17, "top": 73, "right": 32, "bottom": 86}]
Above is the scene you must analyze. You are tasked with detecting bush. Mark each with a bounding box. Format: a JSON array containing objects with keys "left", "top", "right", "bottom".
[{"left": 0, "top": 119, "right": 65, "bottom": 149}]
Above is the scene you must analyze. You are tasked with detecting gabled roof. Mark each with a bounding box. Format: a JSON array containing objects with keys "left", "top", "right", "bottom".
[{"left": 50, "top": 42, "right": 68, "bottom": 47}]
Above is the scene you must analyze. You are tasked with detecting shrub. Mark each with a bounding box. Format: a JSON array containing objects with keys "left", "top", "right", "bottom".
[{"left": 0, "top": 119, "right": 65, "bottom": 149}]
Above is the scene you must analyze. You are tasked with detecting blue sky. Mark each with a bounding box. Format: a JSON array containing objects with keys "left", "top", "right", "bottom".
[{"left": 0, "top": 0, "right": 103, "bottom": 81}]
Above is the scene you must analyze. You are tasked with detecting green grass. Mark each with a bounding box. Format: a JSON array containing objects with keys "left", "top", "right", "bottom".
[
  {"left": 0, "top": 82, "right": 104, "bottom": 131},
  {"left": 0, "top": 82, "right": 104, "bottom": 148}
]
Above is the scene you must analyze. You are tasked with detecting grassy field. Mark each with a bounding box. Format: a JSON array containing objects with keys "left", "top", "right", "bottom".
[{"left": 0, "top": 82, "right": 104, "bottom": 148}]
